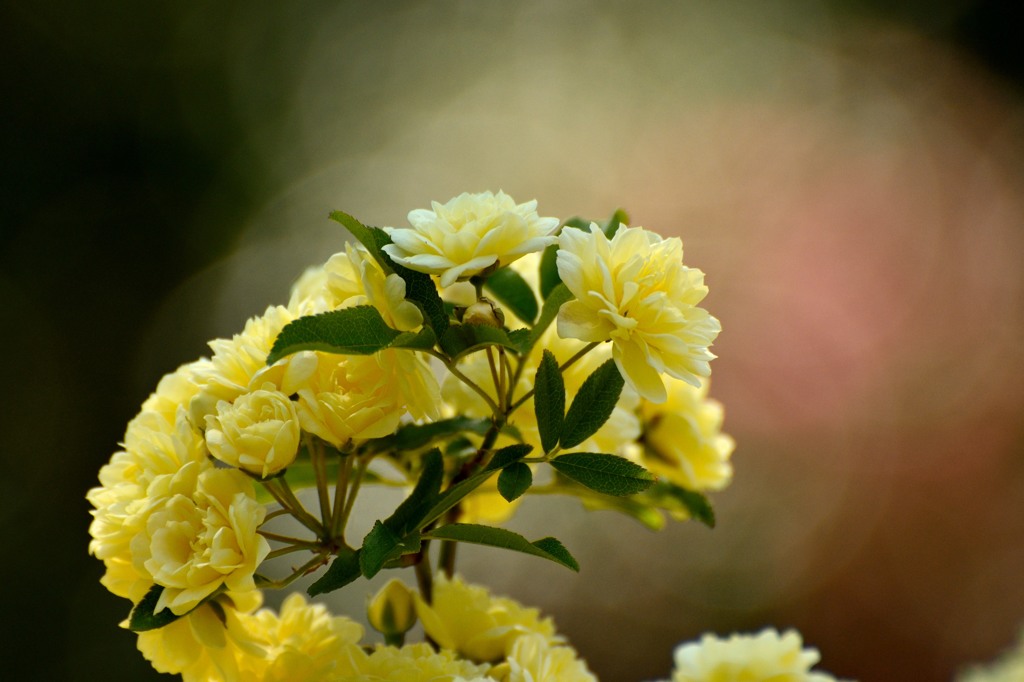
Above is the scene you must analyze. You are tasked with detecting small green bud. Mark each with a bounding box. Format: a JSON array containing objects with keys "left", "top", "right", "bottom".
[{"left": 367, "top": 579, "right": 417, "bottom": 643}]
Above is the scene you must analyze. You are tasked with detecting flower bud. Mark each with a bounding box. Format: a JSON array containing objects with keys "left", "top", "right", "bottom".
[
  {"left": 461, "top": 297, "right": 505, "bottom": 328},
  {"left": 367, "top": 579, "right": 417, "bottom": 644}
]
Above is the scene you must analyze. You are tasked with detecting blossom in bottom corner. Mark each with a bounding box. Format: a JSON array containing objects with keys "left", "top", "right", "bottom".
[
  {"left": 664, "top": 628, "right": 847, "bottom": 682},
  {"left": 490, "top": 633, "right": 597, "bottom": 682},
  {"left": 957, "top": 629, "right": 1024, "bottom": 682},
  {"left": 344, "top": 642, "right": 492, "bottom": 682}
]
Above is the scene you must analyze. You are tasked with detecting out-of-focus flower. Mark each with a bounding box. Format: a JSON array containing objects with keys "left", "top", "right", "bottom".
[
  {"left": 368, "top": 579, "right": 418, "bottom": 641},
  {"left": 667, "top": 628, "right": 843, "bottom": 682},
  {"left": 958, "top": 629, "right": 1024, "bottom": 682},
  {"left": 414, "top": 574, "right": 558, "bottom": 664},
  {"left": 639, "top": 377, "right": 734, "bottom": 492},
  {"left": 135, "top": 598, "right": 264, "bottom": 682},
  {"left": 383, "top": 191, "right": 559, "bottom": 287},
  {"left": 490, "top": 633, "right": 597, "bottom": 682},
  {"left": 241, "top": 593, "right": 365, "bottom": 682},
  {"left": 204, "top": 384, "right": 301, "bottom": 478},
  {"left": 133, "top": 463, "right": 269, "bottom": 616},
  {"left": 556, "top": 223, "right": 720, "bottom": 404},
  {"left": 345, "top": 642, "right": 492, "bottom": 682}
]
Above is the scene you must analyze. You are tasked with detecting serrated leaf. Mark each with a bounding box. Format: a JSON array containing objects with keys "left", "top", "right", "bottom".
[
  {"left": 560, "top": 359, "right": 624, "bottom": 449},
  {"left": 550, "top": 452, "right": 655, "bottom": 496},
  {"left": 440, "top": 324, "right": 521, "bottom": 359},
  {"left": 533, "top": 350, "right": 564, "bottom": 454},
  {"left": 267, "top": 306, "right": 423, "bottom": 364},
  {"left": 497, "top": 462, "right": 532, "bottom": 502},
  {"left": 307, "top": 547, "right": 362, "bottom": 596},
  {"left": 127, "top": 585, "right": 184, "bottom": 632},
  {"left": 329, "top": 212, "right": 393, "bottom": 272},
  {"left": 362, "top": 417, "right": 491, "bottom": 455},
  {"left": 485, "top": 266, "right": 538, "bottom": 324},
  {"left": 527, "top": 284, "right": 573, "bottom": 351},
  {"left": 507, "top": 328, "right": 531, "bottom": 354},
  {"left": 424, "top": 524, "right": 579, "bottom": 572},
  {"left": 359, "top": 521, "right": 404, "bottom": 579}
]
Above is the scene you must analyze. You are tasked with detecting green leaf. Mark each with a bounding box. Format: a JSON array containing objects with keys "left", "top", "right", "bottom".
[
  {"left": 602, "top": 209, "right": 629, "bottom": 237},
  {"left": 527, "top": 284, "right": 573, "bottom": 351},
  {"left": 389, "top": 261, "right": 450, "bottom": 337},
  {"left": 307, "top": 547, "right": 362, "bottom": 596},
  {"left": 127, "top": 585, "right": 184, "bottom": 632},
  {"left": 533, "top": 350, "right": 564, "bottom": 454},
  {"left": 329, "top": 212, "right": 393, "bottom": 273},
  {"left": 359, "top": 521, "right": 405, "bottom": 579},
  {"left": 384, "top": 449, "right": 443, "bottom": 535},
  {"left": 560, "top": 359, "right": 624, "bottom": 449},
  {"left": 539, "top": 244, "right": 561, "bottom": 299},
  {"left": 507, "top": 328, "right": 531, "bottom": 354},
  {"left": 362, "top": 417, "right": 491, "bottom": 455},
  {"left": 647, "top": 482, "right": 716, "bottom": 528},
  {"left": 267, "top": 306, "right": 427, "bottom": 364},
  {"left": 550, "top": 452, "right": 655, "bottom": 496},
  {"left": 484, "top": 443, "right": 534, "bottom": 472},
  {"left": 497, "top": 462, "right": 532, "bottom": 502},
  {"left": 578, "top": 493, "right": 667, "bottom": 530},
  {"left": 424, "top": 524, "right": 579, "bottom": 572},
  {"left": 485, "top": 266, "right": 538, "bottom": 323},
  {"left": 440, "top": 324, "right": 521, "bottom": 360},
  {"left": 423, "top": 445, "right": 532, "bottom": 525}
]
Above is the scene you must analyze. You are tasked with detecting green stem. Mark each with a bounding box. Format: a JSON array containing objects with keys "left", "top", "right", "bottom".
[
  {"left": 338, "top": 455, "right": 371, "bottom": 534},
  {"left": 331, "top": 454, "right": 353, "bottom": 539},
  {"left": 444, "top": 358, "right": 500, "bottom": 415},
  {"left": 308, "top": 435, "right": 333, "bottom": 532},
  {"left": 275, "top": 478, "right": 327, "bottom": 538},
  {"left": 414, "top": 542, "right": 434, "bottom": 604},
  {"left": 255, "top": 552, "right": 330, "bottom": 590},
  {"left": 508, "top": 341, "right": 599, "bottom": 413},
  {"left": 259, "top": 479, "right": 323, "bottom": 536}
]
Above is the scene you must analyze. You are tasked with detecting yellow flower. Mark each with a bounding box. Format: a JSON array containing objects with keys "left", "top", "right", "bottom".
[
  {"left": 491, "top": 633, "right": 597, "bottom": 682},
  {"left": 669, "top": 628, "right": 842, "bottom": 682},
  {"left": 133, "top": 463, "right": 270, "bottom": 616},
  {"left": 241, "top": 593, "right": 365, "bottom": 682},
  {"left": 136, "top": 598, "right": 264, "bottom": 682},
  {"left": 958, "top": 629, "right": 1024, "bottom": 682},
  {"left": 414, "top": 574, "right": 558, "bottom": 663},
  {"left": 345, "top": 642, "right": 492, "bottom": 682},
  {"left": 639, "top": 377, "right": 734, "bottom": 493},
  {"left": 204, "top": 384, "right": 301, "bottom": 478},
  {"left": 556, "top": 223, "right": 720, "bottom": 404},
  {"left": 383, "top": 191, "right": 559, "bottom": 287},
  {"left": 88, "top": 406, "right": 207, "bottom": 602}
]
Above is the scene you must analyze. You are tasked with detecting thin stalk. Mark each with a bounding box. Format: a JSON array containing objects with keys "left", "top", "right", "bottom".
[
  {"left": 414, "top": 541, "right": 434, "bottom": 604},
  {"left": 259, "top": 479, "right": 323, "bottom": 536},
  {"left": 275, "top": 478, "right": 327, "bottom": 538},
  {"left": 255, "top": 552, "right": 330, "bottom": 590},
  {"left": 266, "top": 544, "right": 318, "bottom": 561},
  {"left": 338, "top": 455, "right": 371, "bottom": 534},
  {"left": 331, "top": 454, "right": 354, "bottom": 539},
  {"left": 257, "top": 529, "right": 321, "bottom": 547},
  {"left": 445, "top": 359, "right": 500, "bottom": 415},
  {"left": 485, "top": 347, "right": 502, "bottom": 408},
  {"left": 509, "top": 341, "right": 599, "bottom": 412},
  {"left": 307, "top": 435, "right": 333, "bottom": 532}
]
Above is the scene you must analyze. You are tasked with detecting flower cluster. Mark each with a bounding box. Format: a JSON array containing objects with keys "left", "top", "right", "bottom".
[{"left": 87, "top": 191, "right": 849, "bottom": 680}]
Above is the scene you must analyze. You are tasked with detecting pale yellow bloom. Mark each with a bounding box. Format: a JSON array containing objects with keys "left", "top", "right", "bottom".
[
  {"left": 136, "top": 598, "right": 265, "bottom": 682},
  {"left": 204, "top": 384, "right": 301, "bottom": 478},
  {"left": 287, "top": 349, "right": 434, "bottom": 447},
  {"left": 414, "top": 574, "right": 558, "bottom": 664},
  {"left": 132, "top": 463, "right": 270, "bottom": 615},
  {"left": 88, "top": 407, "right": 207, "bottom": 601},
  {"left": 669, "top": 628, "right": 842, "bottom": 682},
  {"left": 188, "top": 305, "right": 297, "bottom": 424},
  {"left": 556, "top": 223, "right": 720, "bottom": 404},
  {"left": 343, "top": 642, "right": 492, "bottom": 682},
  {"left": 639, "top": 377, "right": 734, "bottom": 493},
  {"left": 242, "top": 593, "right": 365, "bottom": 682},
  {"left": 491, "top": 633, "right": 597, "bottom": 682},
  {"left": 383, "top": 191, "right": 559, "bottom": 287},
  {"left": 139, "top": 359, "right": 208, "bottom": 424}
]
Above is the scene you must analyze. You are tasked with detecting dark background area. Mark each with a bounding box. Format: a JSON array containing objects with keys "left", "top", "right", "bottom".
[{"left": 1, "top": 2, "right": 1022, "bottom": 680}]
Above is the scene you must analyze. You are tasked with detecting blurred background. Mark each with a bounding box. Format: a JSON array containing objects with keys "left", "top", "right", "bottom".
[{"left": 2, "top": 1, "right": 1023, "bottom": 680}]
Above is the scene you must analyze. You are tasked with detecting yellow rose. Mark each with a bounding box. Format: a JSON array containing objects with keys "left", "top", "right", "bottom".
[
  {"left": 640, "top": 377, "right": 734, "bottom": 492},
  {"left": 414, "top": 574, "right": 558, "bottom": 663},
  {"left": 383, "top": 191, "right": 559, "bottom": 287},
  {"left": 204, "top": 384, "right": 301, "bottom": 478},
  {"left": 133, "top": 464, "right": 269, "bottom": 616},
  {"left": 670, "top": 628, "right": 842, "bottom": 682},
  {"left": 556, "top": 223, "right": 720, "bottom": 403},
  {"left": 345, "top": 642, "right": 492, "bottom": 682},
  {"left": 491, "top": 633, "right": 597, "bottom": 682}
]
